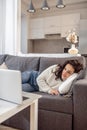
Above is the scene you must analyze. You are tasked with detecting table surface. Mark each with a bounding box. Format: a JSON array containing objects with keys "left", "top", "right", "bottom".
[{"left": 0, "top": 92, "right": 41, "bottom": 123}]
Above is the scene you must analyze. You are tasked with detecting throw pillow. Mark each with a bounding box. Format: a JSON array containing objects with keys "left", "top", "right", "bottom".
[
  {"left": 0, "top": 62, "right": 8, "bottom": 69},
  {"left": 58, "top": 73, "right": 78, "bottom": 95}
]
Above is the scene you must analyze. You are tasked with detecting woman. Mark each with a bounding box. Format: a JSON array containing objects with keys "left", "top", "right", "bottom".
[{"left": 22, "top": 60, "right": 83, "bottom": 95}]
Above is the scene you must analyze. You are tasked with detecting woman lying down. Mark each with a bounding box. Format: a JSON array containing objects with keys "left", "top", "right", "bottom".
[{"left": 22, "top": 60, "right": 83, "bottom": 95}]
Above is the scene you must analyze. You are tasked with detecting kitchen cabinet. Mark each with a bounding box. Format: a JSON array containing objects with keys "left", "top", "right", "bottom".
[
  {"left": 44, "top": 16, "right": 61, "bottom": 34},
  {"left": 61, "top": 13, "right": 80, "bottom": 37},
  {"left": 61, "top": 24, "right": 80, "bottom": 37},
  {"left": 28, "top": 13, "right": 80, "bottom": 39},
  {"left": 29, "top": 18, "right": 45, "bottom": 39}
]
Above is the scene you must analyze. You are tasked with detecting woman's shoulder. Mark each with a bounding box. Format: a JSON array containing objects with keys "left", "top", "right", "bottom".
[
  {"left": 51, "top": 64, "right": 59, "bottom": 72},
  {"left": 46, "top": 64, "right": 60, "bottom": 73},
  {"left": 47, "top": 64, "right": 58, "bottom": 70},
  {"left": 41, "top": 64, "right": 59, "bottom": 73}
]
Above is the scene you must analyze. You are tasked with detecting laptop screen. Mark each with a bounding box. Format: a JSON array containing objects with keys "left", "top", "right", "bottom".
[{"left": 0, "top": 69, "right": 23, "bottom": 104}]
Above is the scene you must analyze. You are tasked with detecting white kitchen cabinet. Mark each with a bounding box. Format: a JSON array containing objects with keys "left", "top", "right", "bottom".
[
  {"left": 44, "top": 16, "right": 61, "bottom": 34},
  {"left": 29, "top": 18, "right": 45, "bottom": 39},
  {"left": 61, "top": 24, "right": 80, "bottom": 37},
  {"left": 61, "top": 13, "right": 80, "bottom": 37},
  {"left": 29, "top": 13, "right": 80, "bottom": 39}
]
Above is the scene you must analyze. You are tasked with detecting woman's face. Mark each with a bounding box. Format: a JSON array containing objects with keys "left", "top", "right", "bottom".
[{"left": 61, "top": 64, "right": 75, "bottom": 81}]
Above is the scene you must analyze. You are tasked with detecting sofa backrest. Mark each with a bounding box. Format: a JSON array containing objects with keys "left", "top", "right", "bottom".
[
  {"left": 5, "top": 55, "right": 40, "bottom": 72},
  {"left": 0, "top": 55, "right": 86, "bottom": 79},
  {"left": 39, "top": 56, "right": 86, "bottom": 73},
  {"left": 0, "top": 55, "right": 7, "bottom": 65}
]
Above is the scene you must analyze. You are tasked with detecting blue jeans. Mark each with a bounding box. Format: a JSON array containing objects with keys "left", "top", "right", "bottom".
[{"left": 21, "top": 70, "right": 39, "bottom": 92}]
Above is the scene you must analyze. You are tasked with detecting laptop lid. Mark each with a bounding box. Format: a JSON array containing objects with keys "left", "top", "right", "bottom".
[{"left": 0, "top": 69, "right": 23, "bottom": 104}]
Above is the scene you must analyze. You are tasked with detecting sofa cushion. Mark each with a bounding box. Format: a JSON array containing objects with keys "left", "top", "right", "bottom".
[
  {"left": 38, "top": 109, "right": 72, "bottom": 130},
  {"left": 0, "top": 62, "right": 8, "bottom": 69},
  {"left": 76, "top": 69, "right": 86, "bottom": 80},
  {"left": 5, "top": 55, "right": 40, "bottom": 72},
  {"left": 35, "top": 92, "right": 72, "bottom": 114},
  {"left": 0, "top": 55, "right": 7, "bottom": 65}
]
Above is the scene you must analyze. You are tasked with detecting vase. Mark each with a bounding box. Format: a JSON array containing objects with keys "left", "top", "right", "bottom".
[{"left": 68, "top": 44, "right": 78, "bottom": 55}]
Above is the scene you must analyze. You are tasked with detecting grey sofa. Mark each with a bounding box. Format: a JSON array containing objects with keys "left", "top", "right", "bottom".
[{"left": 0, "top": 54, "right": 87, "bottom": 130}]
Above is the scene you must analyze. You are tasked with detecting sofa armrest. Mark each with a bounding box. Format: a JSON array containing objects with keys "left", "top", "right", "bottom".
[{"left": 73, "top": 79, "right": 87, "bottom": 130}]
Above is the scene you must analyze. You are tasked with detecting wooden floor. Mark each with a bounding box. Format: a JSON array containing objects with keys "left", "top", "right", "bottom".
[{"left": 0, "top": 125, "right": 20, "bottom": 130}]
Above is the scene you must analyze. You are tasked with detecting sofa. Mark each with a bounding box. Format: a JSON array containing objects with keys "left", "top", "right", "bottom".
[{"left": 0, "top": 54, "right": 87, "bottom": 130}]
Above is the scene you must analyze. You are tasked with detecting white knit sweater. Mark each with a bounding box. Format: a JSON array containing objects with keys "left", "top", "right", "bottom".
[
  {"left": 37, "top": 64, "right": 78, "bottom": 94},
  {"left": 36, "top": 65, "right": 63, "bottom": 93}
]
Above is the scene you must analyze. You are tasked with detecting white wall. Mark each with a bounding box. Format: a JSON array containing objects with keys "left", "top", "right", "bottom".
[
  {"left": 21, "top": 15, "right": 27, "bottom": 53},
  {"left": 32, "top": 39, "right": 69, "bottom": 53},
  {"left": 0, "top": 0, "right": 21, "bottom": 55},
  {"left": 5, "top": 0, "right": 14, "bottom": 54},
  {"left": 4, "top": 0, "right": 21, "bottom": 55},
  {"left": 79, "top": 19, "right": 87, "bottom": 54},
  {"left": 0, "top": 0, "right": 3, "bottom": 53},
  {"left": 0, "top": 0, "right": 5, "bottom": 54},
  {"left": 21, "top": 2, "right": 30, "bottom": 54}
]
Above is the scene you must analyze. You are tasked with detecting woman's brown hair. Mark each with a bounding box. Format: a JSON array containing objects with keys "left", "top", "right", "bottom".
[{"left": 54, "top": 60, "right": 83, "bottom": 80}]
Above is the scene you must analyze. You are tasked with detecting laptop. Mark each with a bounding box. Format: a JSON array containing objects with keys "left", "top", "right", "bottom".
[{"left": 0, "top": 69, "right": 24, "bottom": 104}]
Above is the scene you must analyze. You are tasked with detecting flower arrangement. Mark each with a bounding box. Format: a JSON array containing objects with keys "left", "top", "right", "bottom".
[
  {"left": 66, "top": 29, "right": 79, "bottom": 55},
  {"left": 66, "top": 30, "right": 78, "bottom": 44}
]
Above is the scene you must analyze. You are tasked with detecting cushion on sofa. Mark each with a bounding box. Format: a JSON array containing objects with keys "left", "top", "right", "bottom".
[
  {"left": 0, "top": 62, "right": 8, "bottom": 69},
  {"left": 5, "top": 55, "right": 40, "bottom": 72},
  {"left": 0, "top": 55, "right": 7, "bottom": 65},
  {"left": 38, "top": 109, "right": 72, "bottom": 130},
  {"left": 35, "top": 92, "right": 72, "bottom": 114}
]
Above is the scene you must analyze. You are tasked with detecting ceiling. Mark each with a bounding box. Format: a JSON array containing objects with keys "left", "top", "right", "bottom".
[{"left": 22, "top": 0, "right": 87, "bottom": 9}]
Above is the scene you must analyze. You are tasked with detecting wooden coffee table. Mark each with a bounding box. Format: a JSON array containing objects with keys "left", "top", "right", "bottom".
[
  {"left": 0, "top": 92, "right": 41, "bottom": 130},
  {"left": 0, "top": 125, "right": 20, "bottom": 130}
]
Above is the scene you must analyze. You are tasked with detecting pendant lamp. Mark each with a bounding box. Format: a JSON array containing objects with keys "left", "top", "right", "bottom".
[
  {"left": 41, "top": 0, "right": 50, "bottom": 10},
  {"left": 27, "top": 0, "right": 35, "bottom": 13},
  {"left": 56, "top": 0, "right": 65, "bottom": 8}
]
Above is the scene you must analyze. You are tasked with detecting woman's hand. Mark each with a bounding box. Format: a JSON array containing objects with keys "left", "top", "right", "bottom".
[{"left": 49, "top": 89, "right": 59, "bottom": 95}]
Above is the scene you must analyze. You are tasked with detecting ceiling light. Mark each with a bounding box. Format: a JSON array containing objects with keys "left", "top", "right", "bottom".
[
  {"left": 56, "top": 0, "right": 65, "bottom": 8},
  {"left": 41, "top": 0, "right": 50, "bottom": 10},
  {"left": 27, "top": 0, "right": 35, "bottom": 13}
]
